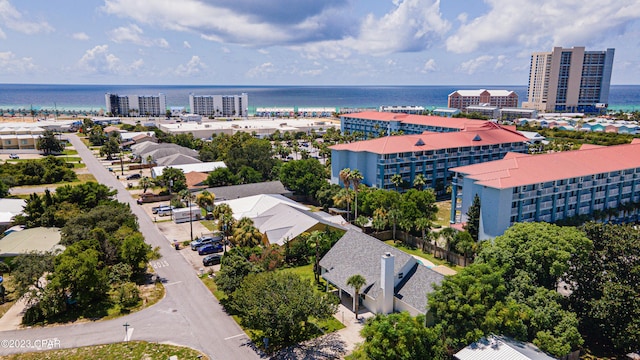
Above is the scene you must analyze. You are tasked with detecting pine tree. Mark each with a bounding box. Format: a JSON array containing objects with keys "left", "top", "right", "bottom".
[{"left": 464, "top": 194, "right": 481, "bottom": 242}]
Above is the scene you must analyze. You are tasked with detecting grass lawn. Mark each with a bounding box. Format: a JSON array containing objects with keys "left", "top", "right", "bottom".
[
  {"left": 384, "top": 240, "right": 462, "bottom": 272},
  {"left": 200, "top": 220, "right": 217, "bottom": 232},
  {"left": 434, "top": 200, "right": 452, "bottom": 228},
  {"left": 1, "top": 341, "right": 208, "bottom": 360}
]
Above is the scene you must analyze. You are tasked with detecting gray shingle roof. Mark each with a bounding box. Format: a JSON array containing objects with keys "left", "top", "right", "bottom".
[
  {"left": 395, "top": 264, "right": 444, "bottom": 313},
  {"left": 201, "top": 181, "right": 291, "bottom": 201},
  {"left": 319, "top": 230, "right": 414, "bottom": 299}
]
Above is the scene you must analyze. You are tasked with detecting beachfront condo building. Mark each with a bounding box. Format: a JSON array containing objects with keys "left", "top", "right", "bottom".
[
  {"left": 447, "top": 89, "right": 518, "bottom": 112},
  {"left": 105, "top": 93, "right": 167, "bottom": 117},
  {"left": 340, "top": 111, "right": 488, "bottom": 139},
  {"left": 189, "top": 93, "right": 248, "bottom": 118},
  {"left": 523, "top": 46, "right": 615, "bottom": 114},
  {"left": 330, "top": 122, "right": 528, "bottom": 192},
  {"left": 450, "top": 140, "right": 640, "bottom": 240}
]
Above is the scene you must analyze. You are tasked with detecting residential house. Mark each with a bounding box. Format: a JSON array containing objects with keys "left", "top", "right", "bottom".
[{"left": 320, "top": 230, "right": 445, "bottom": 316}]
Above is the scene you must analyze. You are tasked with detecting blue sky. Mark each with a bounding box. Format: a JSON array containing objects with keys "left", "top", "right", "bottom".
[{"left": 1, "top": 0, "right": 639, "bottom": 85}]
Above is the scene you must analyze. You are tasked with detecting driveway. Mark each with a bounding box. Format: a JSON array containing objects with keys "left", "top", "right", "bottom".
[{"left": 0, "top": 134, "right": 261, "bottom": 359}]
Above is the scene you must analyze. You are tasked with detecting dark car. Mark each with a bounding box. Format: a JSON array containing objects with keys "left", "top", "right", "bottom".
[
  {"left": 190, "top": 234, "right": 223, "bottom": 251},
  {"left": 8, "top": 154, "right": 19, "bottom": 159},
  {"left": 198, "top": 243, "right": 223, "bottom": 255},
  {"left": 203, "top": 254, "right": 222, "bottom": 266},
  {"left": 126, "top": 173, "right": 141, "bottom": 180}
]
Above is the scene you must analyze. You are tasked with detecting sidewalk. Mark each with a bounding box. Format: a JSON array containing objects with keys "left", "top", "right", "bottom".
[{"left": 0, "top": 296, "right": 28, "bottom": 331}]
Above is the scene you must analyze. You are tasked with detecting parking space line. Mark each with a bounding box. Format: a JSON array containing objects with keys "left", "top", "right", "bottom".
[{"left": 224, "top": 333, "right": 247, "bottom": 341}]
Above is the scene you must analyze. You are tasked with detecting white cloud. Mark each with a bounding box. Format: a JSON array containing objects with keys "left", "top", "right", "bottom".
[
  {"left": 0, "top": 0, "right": 54, "bottom": 36},
  {"left": 221, "top": 47, "right": 231, "bottom": 54},
  {"left": 459, "top": 55, "right": 494, "bottom": 75},
  {"left": 175, "top": 56, "right": 207, "bottom": 76},
  {"left": 72, "top": 32, "right": 90, "bottom": 40},
  {"left": 108, "top": 24, "right": 169, "bottom": 48},
  {"left": 77, "top": 44, "right": 143, "bottom": 75},
  {"left": 294, "top": 0, "right": 450, "bottom": 62},
  {"left": 420, "top": 58, "right": 438, "bottom": 73},
  {"left": 258, "top": 49, "right": 269, "bottom": 55},
  {"left": 246, "top": 62, "right": 275, "bottom": 78},
  {"left": 183, "top": 41, "right": 191, "bottom": 49},
  {"left": 0, "top": 51, "right": 37, "bottom": 74},
  {"left": 446, "top": 0, "right": 640, "bottom": 54}
]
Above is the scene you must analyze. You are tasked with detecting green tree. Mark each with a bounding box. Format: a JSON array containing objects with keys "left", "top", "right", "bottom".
[
  {"left": 412, "top": 173, "right": 427, "bottom": 190},
  {"left": 357, "top": 312, "right": 447, "bottom": 360},
  {"left": 453, "top": 231, "right": 476, "bottom": 266},
  {"left": 120, "top": 232, "right": 152, "bottom": 277},
  {"left": 390, "top": 173, "right": 403, "bottom": 191},
  {"left": 230, "top": 271, "right": 338, "bottom": 350},
  {"left": 279, "top": 159, "right": 327, "bottom": 198},
  {"left": 158, "top": 167, "right": 187, "bottom": 193},
  {"left": 567, "top": 222, "right": 640, "bottom": 354},
  {"left": 349, "top": 169, "right": 364, "bottom": 219},
  {"left": 196, "top": 190, "right": 215, "bottom": 211},
  {"left": 346, "top": 274, "right": 366, "bottom": 319},
  {"left": 37, "top": 130, "right": 64, "bottom": 156},
  {"left": 237, "top": 166, "right": 262, "bottom": 184},
  {"left": 215, "top": 251, "right": 259, "bottom": 297},
  {"left": 99, "top": 136, "right": 120, "bottom": 160},
  {"left": 464, "top": 194, "right": 481, "bottom": 242},
  {"left": 205, "top": 167, "right": 240, "bottom": 187},
  {"left": 233, "top": 220, "right": 263, "bottom": 248},
  {"left": 11, "top": 251, "right": 55, "bottom": 304},
  {"left": 387, "top": 209, "right": 402, "bottom": 241},
  {"left": 139, "top": 176, "right": 152, "bottom": 193}
]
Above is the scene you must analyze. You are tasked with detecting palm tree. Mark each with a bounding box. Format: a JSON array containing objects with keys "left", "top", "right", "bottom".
[
  {"left": 390, "top": 174, "right": 403, "bottom": 191},
  {"left": 332, "top": 188, "right": 353, "bottom": 222},
  {"left": 339, "top": 168, "right": 352, "bottom": 220},
  {"left": 233, "top": 223, "right": 263, "bottom": 247},
  {"left": 399, "top": 218, "right": 413, "bottom": 244},
  {"left": 307, "top": 231, "right": 329, "bottom": 283},
  {"left": 139, "top": 176, "right": 152, "bottom": 193},
  {"left": 414, "top": 217, "right": 432, "bottom": 252},
  {"left": 387, "top": 209, "right": 402, "bottom": 242},
  {"left": 346, "top": 274, "right": 366, "bottom": 320},
  {"left": 196, "top": 190, "right": 215, "bottom": 212},
  {"left": 440, "top": 227, "right": 457, "bottom": 258},
  {"left": 413, "top": 173, "right": 427, "bottom": 190},
  {"left": 349, "top": 169, "right": 364, "bottom": 220}
]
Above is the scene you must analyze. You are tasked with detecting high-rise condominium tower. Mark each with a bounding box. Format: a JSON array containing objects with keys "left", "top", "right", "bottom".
[{"left": 523, "top": 47, "right": 614, "bottom": 114}]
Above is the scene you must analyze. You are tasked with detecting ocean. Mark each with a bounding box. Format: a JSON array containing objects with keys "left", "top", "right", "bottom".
[{"left": 1, "top": 84, "right": 639, "bottom": 113}]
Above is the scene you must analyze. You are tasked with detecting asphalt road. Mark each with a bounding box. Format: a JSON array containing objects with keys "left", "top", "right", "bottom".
[{"left": 0, "top": 134, "right": 261, "bottom": 359}]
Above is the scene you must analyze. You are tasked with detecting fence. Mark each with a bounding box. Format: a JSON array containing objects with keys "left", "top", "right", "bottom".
[{"left": 370, "top": 230, "right": 469, "bottom": 267}]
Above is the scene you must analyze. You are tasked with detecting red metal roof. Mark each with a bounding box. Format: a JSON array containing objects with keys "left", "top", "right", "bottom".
[
  {"left": 451, "top": 140, "right": 640, "bottom": 189},
  {"left": 330, "top": 123, "right": 527, "bottom": 155},
  {"left": 342, "top": 111, "right": 488, "bottom": 129}
]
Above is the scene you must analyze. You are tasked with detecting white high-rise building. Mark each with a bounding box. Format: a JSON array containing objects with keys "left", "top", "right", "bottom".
[
  {"left": 105, "top": 93, "right": 166, "bottom": 117},
  {"left": 523, "top": 47, "right": 614, "bottom": 114},
  {"left": 189, "top": 93, "right": 248, "bottom": 117}
]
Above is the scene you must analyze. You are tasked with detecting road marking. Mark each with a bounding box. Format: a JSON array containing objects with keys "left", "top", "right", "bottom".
[
  {"left": 151, "top": 260, "right": 170, "bottom": 269},
  {"left": 163, "top": 281, "right": 182, "bottom": 287},
  {"left": 124, "top": 327, "right": 134, "bottom": 342},
  {"left": 224, "top": 333, "right": 247, "bottom": 341}
]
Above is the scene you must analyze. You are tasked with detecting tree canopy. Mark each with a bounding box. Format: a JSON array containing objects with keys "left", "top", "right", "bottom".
[
  {"left": 229, "top": 271, "right": 338, "bottom": 350},
  {"left": 279, "top": 158, "right": 327, "bottom": 197},
  {"left": 37, "top": 130, "right": 65, "bottom": 156}
]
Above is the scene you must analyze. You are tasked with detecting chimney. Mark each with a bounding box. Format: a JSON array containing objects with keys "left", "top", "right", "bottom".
[{"left": 380, "top": 252, "right": 394, "bottom": 314}]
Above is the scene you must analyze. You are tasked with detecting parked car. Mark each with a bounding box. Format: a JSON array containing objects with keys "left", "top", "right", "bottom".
[
  {"left": 198, "top": 243, "right": 223, "bottom": 255},
  {"left": 203, "top": 254, "right": 222, "bottom": 266},
  {"left": 152, "top": 205, "right": 172, "bottom": 214},
  {"left": 126, "top": 173, "right": 141, "bottom": 180},
  {"left": 156, "top": 206, "right": 175, "bottom": 216},
  {"left": 8, "top": 154, "right": 18, "bottom": 159},
  {"left": 190, "top": 235, "right": 223, "bottom": 251}
]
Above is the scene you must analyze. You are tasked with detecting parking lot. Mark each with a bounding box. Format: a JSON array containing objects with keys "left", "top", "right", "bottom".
[{"left": 94, "top": 150, "right": 226, "bottom": 273}]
